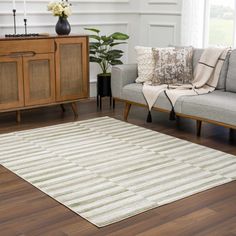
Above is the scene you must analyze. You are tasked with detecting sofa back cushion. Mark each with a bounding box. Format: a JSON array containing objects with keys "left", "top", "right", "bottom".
[
  {"left": 219, "top": 51, "right": 230, "bottom": 90},
  {"left": 193, "top": 48, "right": 204, "bottom": 71},
  {"left": 135, "top": 46, "right": 155, "bottom": 83},
  {"left": 226, "top": 49, "right": 236, "bottom": 92},
  {"left": 193, "top": 48, "right": 230, "bottom": 90}
]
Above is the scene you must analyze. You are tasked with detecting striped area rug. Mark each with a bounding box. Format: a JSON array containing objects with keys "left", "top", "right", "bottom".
[{"left": 1, "top": 117, "right": 236, "bottom": 227}]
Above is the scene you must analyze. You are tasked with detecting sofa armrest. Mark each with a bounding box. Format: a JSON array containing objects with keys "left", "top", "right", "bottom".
[{"left": 111, "top": 64, "right": 138, "bottom": 99}]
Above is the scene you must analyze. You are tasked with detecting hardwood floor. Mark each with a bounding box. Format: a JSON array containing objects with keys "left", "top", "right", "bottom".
[{"left": 0, "top": 98, "right": 236, "bottom": 236}]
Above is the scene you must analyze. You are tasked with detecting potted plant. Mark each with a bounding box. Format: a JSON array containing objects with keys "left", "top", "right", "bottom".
[{"left": 84, "top": 28, "right": 129, "bottom": 108}]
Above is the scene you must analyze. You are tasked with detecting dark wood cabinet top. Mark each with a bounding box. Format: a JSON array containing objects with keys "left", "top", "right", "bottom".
[{"left": 0, "top": 34, "right": 89, "bottom": 41}]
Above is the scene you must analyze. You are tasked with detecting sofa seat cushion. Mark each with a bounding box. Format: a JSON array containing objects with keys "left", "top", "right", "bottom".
[
  {"left": 122, "top": 84, "right": 236, "bottom": 127},
  {"left": 121, "top": 83, "right": 183, "bottom": 112},
  {"left": 180, "top": 90, "right": 236, "bottom": 127}
]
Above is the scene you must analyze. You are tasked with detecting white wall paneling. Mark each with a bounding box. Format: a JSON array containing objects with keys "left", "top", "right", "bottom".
[
  {"left": 139, "top": 0, "right": 181, "bottom": 48},
  {"left": 148, "top": 23, "right": 176, "bottom": 47},
  {"left": 148, "top": 0, "right": 178, "bottom": 5},
  {"left": 0, "top": 0, "right": 182, "bottom": 96}
]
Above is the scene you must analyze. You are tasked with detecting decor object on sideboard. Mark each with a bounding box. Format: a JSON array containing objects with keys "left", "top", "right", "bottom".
[
  {"left": 23, "top": 0, "right": 27, "bottom": 34},
  {"left": 7, "top": 0, "right": 44, "bottom": 38},
  {"left": 6, "top": 0, "right": 30, "bottom": 37},
  {"left": 55, "top": 17, "right": 71, "bottom": 35},
  {"left": 11, "top": 8, "right": 17, "bottom": 34},
  {"left": 84, "top": 27, "right": 129, "bottom": 109},
  {"left": 48, "top": 0, "right": 72, "bottom": 35},
  {"left": 24, "top": 18, "right": 28, "bottom": 35}
]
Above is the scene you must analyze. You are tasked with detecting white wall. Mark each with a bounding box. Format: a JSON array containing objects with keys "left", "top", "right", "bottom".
[
  {"left": 139, "top": 0, "right": 182, "bottom": 47},
  {"left": 0, "top": 0, "right": 182, "bottom": 95}
]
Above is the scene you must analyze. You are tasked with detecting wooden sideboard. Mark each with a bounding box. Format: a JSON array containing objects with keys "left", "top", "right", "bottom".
[{"left": 0, "top": 35, "right": 89, "bottom": 122}]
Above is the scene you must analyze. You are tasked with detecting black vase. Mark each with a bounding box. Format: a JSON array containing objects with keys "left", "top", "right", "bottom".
[{"left": 55, "top": 17, "right": 71, "bottom": 35}]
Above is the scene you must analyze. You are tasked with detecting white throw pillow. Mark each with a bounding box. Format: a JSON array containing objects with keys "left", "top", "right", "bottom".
[
  {"left": 135, "top": 46, "right": 155, "bottom": 83},
  {"left": 135, "top": 46, "right": 175, "bottom": 83}
]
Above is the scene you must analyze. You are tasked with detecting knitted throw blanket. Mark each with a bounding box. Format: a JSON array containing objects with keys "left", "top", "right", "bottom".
[{"left": 142, "top": 48, "right": 230, "bottom": 118}]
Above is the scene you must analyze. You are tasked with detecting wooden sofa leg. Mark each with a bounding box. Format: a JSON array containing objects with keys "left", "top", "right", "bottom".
[
  {"left": 229, "top": 128, "right": 234, "bottom": 141},
  {"left": 124, "top": 102, "right": 131, "bottom": 121},
  {"left": 176, "top": 115, "right": 180, "bottom": 126},
  {"left": 197, "top": 120, "right": 202, "bottom": 137}
]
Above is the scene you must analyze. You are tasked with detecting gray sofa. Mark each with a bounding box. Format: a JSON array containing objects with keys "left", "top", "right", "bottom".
[{"left": 111, "top": 49, "right": 236, "bottom": 136}]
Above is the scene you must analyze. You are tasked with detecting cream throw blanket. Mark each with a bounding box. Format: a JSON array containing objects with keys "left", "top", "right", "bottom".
[{"left": 143, "top": 48, "right": 229, "bottom": 112}]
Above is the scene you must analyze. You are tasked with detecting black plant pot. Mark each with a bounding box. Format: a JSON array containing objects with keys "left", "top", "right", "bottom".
[
  {"left": 97, "top": 74, "right": 112, "bottom": 109},
  {"left": 55, "top": 17, "right": 71, "bottom": 35},
  {"left": 97, "top": 74, "right": 111, "bottom": 97}
]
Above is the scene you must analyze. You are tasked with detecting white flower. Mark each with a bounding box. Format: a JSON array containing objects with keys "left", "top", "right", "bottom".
[
  {"left": 47, "top": 1, "right": 55, "bottom": 11},
  {"left": 47, "top": 1, "right": 72, "bottom": 17},
  {"left": 64, "top": 6, "right": 72, "bottom": 17},
  {"left": 52, "top": 3, "right": 64, "bottom": 16}
]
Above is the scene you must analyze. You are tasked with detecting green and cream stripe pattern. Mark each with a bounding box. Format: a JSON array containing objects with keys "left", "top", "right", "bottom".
[{"left": 0, "top": 117, "right": 236, "bottom": 227}]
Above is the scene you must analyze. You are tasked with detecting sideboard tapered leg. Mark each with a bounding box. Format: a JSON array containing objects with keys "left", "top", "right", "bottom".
[
  {"left": 60, "top": 104, "right": 66, "bottom": 112},
  {"left": 71, "top": 102, "right": 78, "bottom": 117},
  {"left": 16, "top": 110, "right": 21, "bottom": 123}
]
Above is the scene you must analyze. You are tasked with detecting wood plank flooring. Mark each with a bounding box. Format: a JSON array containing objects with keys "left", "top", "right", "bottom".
[{"left": 0, "top": 98, "right": 236, "bottom": 236}]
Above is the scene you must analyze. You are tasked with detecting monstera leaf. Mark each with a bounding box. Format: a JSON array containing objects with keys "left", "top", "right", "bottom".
[{"left": 110, "top": 32, "right": 129, "bottom": 40}]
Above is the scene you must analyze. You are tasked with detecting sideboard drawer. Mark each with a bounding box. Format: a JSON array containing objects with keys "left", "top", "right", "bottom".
[{"left": 0, "top": 39, "right": 55, "bottom": 55}]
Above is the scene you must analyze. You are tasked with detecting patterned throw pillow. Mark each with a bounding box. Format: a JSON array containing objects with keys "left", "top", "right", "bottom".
[
  {"left": 135, "top": 46, "right": 156, "bottom": 83},
  {"left": 152, "top": 47, "right": 193, "bottom": 85}
]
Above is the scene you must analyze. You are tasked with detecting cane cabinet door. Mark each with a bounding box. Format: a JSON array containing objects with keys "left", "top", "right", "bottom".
[
  {"left": 23, "top": 53, "right": 55, "bottom": 106},
  {"left": 0, "top": 56, "right": 24, "bottom": 110},
  {"left": 55, "top": 37, "right": 89, "bottom": 102}
]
